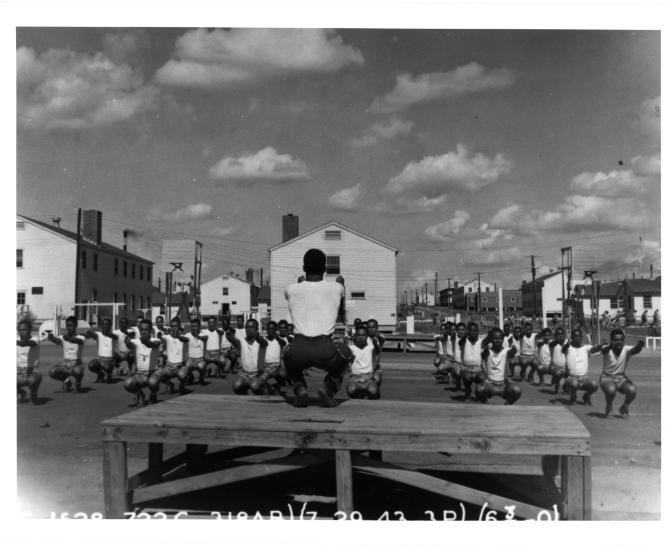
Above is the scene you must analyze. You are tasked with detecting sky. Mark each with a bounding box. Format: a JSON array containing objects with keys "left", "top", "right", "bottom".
[{"left": 16, "top": 27, "right": 661, "bottom": 294}]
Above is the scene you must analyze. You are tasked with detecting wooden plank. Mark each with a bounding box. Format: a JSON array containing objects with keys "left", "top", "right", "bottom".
[
  {"left": 562, "top": 456, "right": 591, "bottom": 520},
  {"left": 128, "top": 450, "right": 190, "bottom": 491},
  {"left": 352, "top": 454, "right": 545, "bottom": 520},
  {"left": 103, "top": 441, "right": 129, "bottom": 519},
  {"left": 390, "top": 452, "right": 543, "bottom": 475},
  {"left": 541, "top": 455, "right": 561, "bottom": 488},
  {"left": 335, "top": 450, "right": 353, "bottom": 515},
  {"left": 133, "top": 453, "right": 326, "bottom": 504}
]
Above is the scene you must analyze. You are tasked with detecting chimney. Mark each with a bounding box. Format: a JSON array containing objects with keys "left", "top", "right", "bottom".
[
  {"left": 51, "top": 217, "right": 61, "bottom": 228},
  {"left": 81, "top": 210, "right": 103, "bottom": 244},
  {"left": 650, "top": 264, "right": 654, "bottom": 279},
  {"left": 633, "top": 272, "right": 635, "bottom": 279},
  {"left": 260, "top": 267, "right": 263, "bottom": 286},
  {"left": 246, "top": 268, "right": 254, "bottom": 285},
  {"left": 282, "top": 214, "right": 299, "bottom": 243},
  {"left": 122, "top": 230, "right": 128, "bottom": 251}
]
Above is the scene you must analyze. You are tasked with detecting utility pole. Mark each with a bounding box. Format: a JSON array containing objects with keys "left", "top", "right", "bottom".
[
  {"left": 425, "top": 282, "right": 428, "bottom": 305},
  {"left": 476, "top": 272, "right": 482, "bottom": 314},
  {"left": 435, "top": 272, "right": 438, "bottom": 306},
  {"left": 561, "top": 247, "right": 573, "bottom": 334},
  {"left": 530, "top": 255, "right": 537, "bottom": 319},
  {"left": 193, "top": 241, "right": 203, "bottom": 318},
  {"left": 74, "top": 208, "right": 82, "bottom": 319}
]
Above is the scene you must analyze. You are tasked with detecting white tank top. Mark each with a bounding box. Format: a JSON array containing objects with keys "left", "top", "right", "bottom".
[
  {"left": 551, "top": 341, "right": 567, "bottom": 367},
  {"left": 485, "top": 347, "right": 511, "bottom": 383},
  {"left": 453, "top": 335, "right": 463, "bottom": 363},
  {"left": 462, "top": 338, "right": 482, "bottom": 368},
  {"left": 163, "top": 334, "right": 185, "bottom": 364},
  {"left": 444, "top": 336, "right": 453, "bottom": 356},
  {"left": 602, "top": 346, "right": 634, "bottom": 377},
  {"left": 264, "top": 338, "right": 282, "bottom": 365},
  {"left": 538, "top": 342, "right": 551, "bottom": 367},
  {"left": 220, "top": 331, "right": 232, "bottom": 350},
  {"left": 96, "top": 332, "right": 114, "bottom": 358},
  {"left": 185, "top": 333, "right": 204, "bottom": 359},
  {"left": 59, "top": 335, "right": 84, "bottom": 361},
  {"left": 17, "top": 338, "right": 40, "bottom": 369},
  {"left": 435, "top": 337, "right": 445, "bottom": 355},
  {"left": 566, "top": 344, "right": 593, "bottom": 376},
  {"left": 131, "top": 338, "right": 160, "bottom": 372},
  {"left": 520, "top": 333, "right": 536, "bottom": 355},
  {"left": 240, "top": 339, "right": 260, "bottom": 373},
  {"left": 204, "top": 329, "right": 221, "bottom": 351},
  {"left": 349, "top": 343, "right": 374, "bottom": 376}
]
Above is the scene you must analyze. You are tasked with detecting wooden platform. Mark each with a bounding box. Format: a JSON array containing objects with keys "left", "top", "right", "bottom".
[{"left": 101, "top": 394, "right": 591, "bottom": 520}]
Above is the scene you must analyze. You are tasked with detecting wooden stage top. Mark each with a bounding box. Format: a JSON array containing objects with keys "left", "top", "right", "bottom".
[{"left": 101, "top": 394, "right": 590, "bottom": 456}]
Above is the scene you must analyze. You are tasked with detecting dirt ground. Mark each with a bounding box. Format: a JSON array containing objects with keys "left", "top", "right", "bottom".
[{"left": 16, "top": 342, "right": 661, "bottom": 520}]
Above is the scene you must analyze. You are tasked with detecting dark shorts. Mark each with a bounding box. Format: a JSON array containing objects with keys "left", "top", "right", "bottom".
[{"left": 283, "top": 334, "right": 352, "bottom": 384}]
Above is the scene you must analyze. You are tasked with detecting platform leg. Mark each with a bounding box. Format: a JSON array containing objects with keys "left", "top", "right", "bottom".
[
  {"left": 562, "top": 456, "right": 591, "bottom": 520},
  {"left": 335, "top": 450, "right": 353, "bottom": 516},
  {"left": 148, "top": 443, "right": 163, "bottom": 483},
  {"left": 103, "top": 441, "right": 129, "bottom": 519}
]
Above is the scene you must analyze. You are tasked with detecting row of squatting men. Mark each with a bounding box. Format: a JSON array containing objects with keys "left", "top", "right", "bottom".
[{"left": 434, "top": 321, "right": 644, "bottom": 416}]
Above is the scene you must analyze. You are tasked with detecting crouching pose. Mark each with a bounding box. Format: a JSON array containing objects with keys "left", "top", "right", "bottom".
[
  {"left": 346, "top": 325, "right": 382, "bottom": 400},
  {"left": 17, "top": 320, "right": 42, "bottom": 404},
  {"left": 449, "top": 322, "right": 467, "bottom": 391},
  {"left": 533, "top": 328, "right": 553, "bottom": 386},
  {"left": 203, "top": 317, "right": 226, "bottom": 378},
  {"left": 46, "top": 316, "right": 85, "bottom": 393},
  {"left": 252, "top": 321, "right": 286, "bottom": 395},
  {"left": 86, "top": 317, "right": 118, "bottom": 384},
  {"left": 548, "top": 327, "right": 568, "bottom": 393},
  {"left": 184, "top": 319, "right": 207, "bottom": 385},
  {"left": 599, "top": 330, "right": 644, "bottom": 418},
  {"left": 123, "top": 319, "right": 162, "bottom": 406},
  {"left": 475, "top": 328, "right": 522, "bottom": 404},
  {"left": 433, "top": 321, "right": 453, "bottom": 383},
  {"left": 156, "top": 317, "right": 190, "bottom": 395},
  {"left": 518, "top": 322, "right": 539, "bottom": 382},
  {"left": 112, "top": 317, "right": 135, "bottom": 376},
  {"left": 459, "top": 322, "right": 487, "bottom": 402},
  {"left": 562, "top": 329, "right": 603, "bottom": 405},
  {"left": 228, "top": 319, "right": 269, "bottom": 395},
  {"left": 506, "top": 325, "right": 523, "bottom": 378}
]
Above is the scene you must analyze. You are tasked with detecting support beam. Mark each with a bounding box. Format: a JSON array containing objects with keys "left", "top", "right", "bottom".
[
  {"left": 561, "top": 455, "right": 591, "bottom": 520},
  {"left": 335, "top": 450, "right": 353, "bottom": 515},
  {"left": 103, "top": 441, "right": 129, "bottom": 519}
]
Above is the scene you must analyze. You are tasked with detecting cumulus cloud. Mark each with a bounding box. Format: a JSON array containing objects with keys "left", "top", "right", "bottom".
[
  {"left": 489, "top": 195, "right": 650, "bottom": 235},
  {"left": 368, "top": 194, "right": 447, "bottom": 215},
  {"left": 384, "top": 144, "right": 512, "bottom": 197},
  {"left": 463, "top": 246, "right": 524, "bottom": 267},
  {"left": 424, "top": 210, "right": 471, "bottom": 241},
  {"left": 155, "top": 28, "right": 363, "bottom": 88},
  {"left": 328, "top": 183, "right": 363, "bottom": 211},
  {"left": 569, "top": 169, "right": 649, "bottom": 198},
  {"left": 17, "top": 46, "right": 157, "bottom": 130},
  {"left": 148, "top": 203, "right": 213, "bottom": 222},
  {"left": 211, "top": 226, "right": 239, "bottom": 238},
  {"left": 349, "top": 117, "right": 413, "bottom": 147},
  {"left": 370, "top": 62, "right": 515, "bottom": 113},
  {"left": 631, "top": 153, "right": 661, "bottom": 176},
  {"left": 102, "top": 29, "right": 150, "bottom": 65},
  {"left": 208, "top": 147, "right": 310, "bottom": 183}
]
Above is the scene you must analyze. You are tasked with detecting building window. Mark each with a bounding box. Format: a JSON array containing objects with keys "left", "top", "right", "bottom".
[
  {"left": 93, "top": 253, "right": 98, "bottom": 271},
  {"left": 326, "top": 255, "right": 340, "bottom": 275},
  {"left": 140, "top": 296, "right": 144, "bottom": 309},
  {"left": 485, "top": 287, "right": 490, "bottom": 292},
  {"left": 31, "top": 287, "right": 43, "bottom": 295},
  {"left": 93, "top": 289, "right": 98, "bottom": 301},
  {"left": 16, "top": 249, "right": 23, "bottom": 268},
  {"left": 113, "top": 292, "right": 118, "bottom": 303},
  {"left": 223, "top": 287, "right": 229, "bottom": 296},
  {"left": 17, "top": 221, "right": 25, "bottom": 230},
  {"left": 123, "top": 293, "right": 127, "bottom": 306},
  {"left": 147, "top": 267, "right": 152, "bottom": 282},
  {"left": 643, "top": 296, "right": 652, "bottom": 309},
  {"left": 232, "top": 301, "right": 237, "bottom": 305},
  {"left": 468, "top": 287, "right": 473, "bottom": 293},
  {"left": 140, "top": 265, "right": 144, "bottom": 280},
  {"left": 81, "top": 250, "right": 87, "bottom": 269},
  {"left": 114, "top": 259, "right": 119, "bottom": 275},
  {"left": 123, "top": 261, "right": 127, "bottom": 277},
  {"left": 325, "top": 230, "right": 342, "bottom": 240},
  {"left": 351, "top": 291, "right": 366, "bottom": 299},
  {"left": 147, "top": 296, "right": 151, "bottom": 309},
  {"left": 610, "top": 298, "right": 618, "bottom": 309},
  {"left": 132, "top": 264, "right": 136, "bottom": 279},
  {"left": 17, "top": 291, "right": 26, "bottom": 305},
  {"left": 131, "top": 295, "right": 135, "bottom": 309}
]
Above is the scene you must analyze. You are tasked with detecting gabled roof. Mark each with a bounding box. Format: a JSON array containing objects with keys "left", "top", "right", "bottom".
[
  {"left": 18, "top": 214, "right": 154, "bottom": 264},
  {"left": 574, "top": 282, "right": 622, "bottom": 298},
  {"left": 621, "top": 278, "right": 661, "bottom": 296},
  {"left": 268, "top": 220, "right": 398, "bottom": 253},
  {"left": 201, "top": 273, "right": 251, "bottom": 287}
]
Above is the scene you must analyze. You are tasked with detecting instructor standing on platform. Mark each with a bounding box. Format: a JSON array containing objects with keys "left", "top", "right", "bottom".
[{"left": 283, "top": 248, "right": 352, "bottom": 408}]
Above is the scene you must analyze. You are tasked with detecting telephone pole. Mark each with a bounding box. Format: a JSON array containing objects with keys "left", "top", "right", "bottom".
[
  {"left": 435, "top": 272, "right": 439, "bottom": 305},
  {"left": 530, "top": 255, "right": 537, "bottom": 319},
  {"left": 476, "top": 272, "right": 482, "bottom": 313}
]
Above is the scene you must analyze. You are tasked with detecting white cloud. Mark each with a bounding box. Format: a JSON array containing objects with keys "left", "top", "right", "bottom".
[
  {"left": 370, "top": 62, "right": 515, "bottom": 113},
  {"left": 569, "top": 170, "right": 649, "bottom": 198},
  {"left": 401, "top": 269, "right": 437, "bottom": 292},
  {"left": 463, "top": 246, "right": 524, "bottom": 267},
  {"left": 328, "top": 183, "right": 363, "bottom": 211},
  {"left": 208, "top": 147, "right": 310, "bottom": 183},
  {"left": 102, "top": 29, "right": 150, "bottom": 65},
  {"left": 593, "top": 239, "right": 661, "bottom": 281},
  {"left": 489, "top": 203, "right": 521, "bottom": 228},
  {"left": 635, "top": 96, "right": 660, "bottom": 141},
  {"left": 384, "top": 144, "right": 512, "bottom": 196},
  {"left": 369, "top": 194, "right": 448, "bottom": 215},
  {"left": 211, "top": 226, "right": 239, "bottom": 238},
  {"left": 17, "top": 46, "right": 157, "bottom": 130},
  {"left": 349, "top": 117, "right": 413, "bottom": 147},
  {"left": 155, "top": 28, "right": 363, "bottom": 88},
  {"left": 631, "top": 153, "right": 661, "bottom": 176},
  {"left": 424, "top": 210, "right": 471, "bottom": 241},
  {"left": 148, "top": 203, "right": 213, "bottom": 222}
]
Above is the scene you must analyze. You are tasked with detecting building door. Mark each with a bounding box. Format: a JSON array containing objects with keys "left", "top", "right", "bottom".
[{"left": 222, "top": 303, "right": 230, "bottom": 315}]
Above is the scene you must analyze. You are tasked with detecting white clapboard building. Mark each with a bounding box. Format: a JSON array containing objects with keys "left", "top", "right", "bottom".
[
  {"left": 199, "top": 273, "right": 251, "bottom": 319},
  {"left": 269, "top": 216, "right": 398, "bottom": 329}
]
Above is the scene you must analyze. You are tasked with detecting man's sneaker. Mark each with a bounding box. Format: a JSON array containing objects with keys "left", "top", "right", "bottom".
[
  {"left": 605, "top": 403, "right": 613, "bottom": 417},
  {"left": 294, "top": 388, "right": 309, "bottom": 408},
  {"left": 30, "top": 391, "right": 39, "bottom": 405},
  {"left": 619, "top": 404, "right": 629, "bottom": 418},
  {"left": 583, "top": 393, "right": 592, "bottom": 406},
  {"left": 317, "top": 386, "right": 338, "bottom": 408},
  {"left": 17, "top": 389, "right": 28, "bottom": 403},
  {"left": 568, "top": 391, "right": 577, "bottom": 405}
]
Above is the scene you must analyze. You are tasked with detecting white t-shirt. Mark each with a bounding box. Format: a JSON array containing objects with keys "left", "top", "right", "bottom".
[
  {"left": 285, "top": 280, "right": 344, "bottom": 337},
  {"left": 602, "top": 345, "right": 634, "bottom": 377},
  {"left": 435, "top": 336, "right": 445, "bottom": 355},
  {"left": 96, "top": 332, "right": 115, "bottom": 358},
  {"left": 220, "top": 330, "right": 233, "bottom": 350},
  {"left": 17, "top": 338, "right": 39, "bottom": 369},
  {"left": 264, "top": 338, "right": 282, "bottom": 365},
  {"left": 551, "top": 340, "right": 568, "bottom": 367},
  {"left": 462, "top": 338, "right": 482, "bottom": 368},
  {"left": 152, "top": 326, "right": 167, "bottom": 339},
  {"left": 538, "top": 342, "right": 551, "bottom": 367},
  {"left": 239, "top": 339, "right": 260, "bottom": 374},
  {"left": 131, "top": 338, "right": 160, "bottom": 373},
  {"left": 349, "top": 343, "right": 374, "bottom": 376},
  {"left": 566, "top": 344, "right": 594, "bottom": 376},
  {"left": 113, "top": 330, "right": 131, "bottom": 354},
  {"left": 163, "top": 334, "right": 185, "bottom": 364},
  {"left": 184, "top": 333, "right": 205, "bottom": 359},
  {"left": 444, "top": 335, "right": 454, "bottom": 357},
  {"left": 203, "top": 328, "right": 221, "bottom": 352},
  {"left": 57, "top": 335, "right": 85, "bottom": 361},
  {"left": 484, "top": 347, "right": 511, "bottom": 383},
  {"left": 520, "top": 333, "right": 536, "bottom": 356},
  {"left": 453, "top": 335, "right": 463, "bottom": 363}
]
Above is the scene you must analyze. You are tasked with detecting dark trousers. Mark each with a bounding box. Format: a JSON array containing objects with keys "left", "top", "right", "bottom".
[{"left": 283, "top": 335, "right": 351, "bottom": 391}]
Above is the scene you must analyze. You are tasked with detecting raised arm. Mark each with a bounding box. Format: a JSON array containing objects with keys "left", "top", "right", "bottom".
[
  {"left": 17, "top": 338, "right": 38, "bottom": 347},
  {"left": 85, "top": 330, "right": 98, "bottom": 340},
  {"left": 225, "top": 329, "right": 240, "bottom": 349},
  {"left": 145, "top": 339, "right": 162, "bottom": 349},
  {"left": 629, "top": 339, "right": 645, "bottom": 356},
  {"left": 507, "top": 346, "right": 518, "bottom": 359},
  {"left": 46, "top": 332, "right": 62, "bottom": 346},
  {"left": 255, "top": 334, "right": 269, "bottom": 347}
]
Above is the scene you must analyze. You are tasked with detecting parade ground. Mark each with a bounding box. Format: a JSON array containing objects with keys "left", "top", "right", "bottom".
[{"left": 16, "top": 342, "right": 661, "bottom": 520}]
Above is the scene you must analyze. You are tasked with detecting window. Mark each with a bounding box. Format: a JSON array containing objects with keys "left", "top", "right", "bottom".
[
  {"left": 93, "top": 289, "right": 98, "bottom": 301},
  {"left": 16, "top": 249, "right": 23, "bottom": 268},
  {"left": 123, "top": 293, "right": 127, "bottom": 306},
  {"left": 17, "top": 292, "right": 26, "bottom": 305},
  {"left": 113, "top": 292, "right": 118, "bottom": 303},
  {"left": 131, "top": 295, "right": 135, "bottom": 309},
  {"left": 93, "top": 253, "right": 98, "bottom": 271},
  {"left": 610, "top": 298, "right": 618, "bottom": 309},
  {"left": 17, "top": 221, "right": 25, "bottom": 230},
  {"left": 485, "top": 287, "right": 490, "bottom": 292},
  {"left": 326, "top": 255, "right": 340, "bottom": 275},
  {"left": 114, "top": 259, "right": 119, "bottom": 275},
  {"left": 350, "top": 291, "right": 366, "bottom": 299},
  {"left": 123, "top": 261, "right": 127, "bottom": 277},
  {"left": 232, "top": 301, "right": 237, "bottom": 305},
  {"left": 223, "top": 287, "right": 229, "bottom": 296},
  {"left": 140, "top": 265, "right": 144, "bottom": 280},
  {"left": 31, "top": 287, "right": 43, "bottom": 295},
  {"left": 468, "top": 287, "right": 473, "bottom": 293},
  {"left": 643, "top": 296, "right": 652, "bottom": 309},
  {"left": 132, "top": 264, "right": 136, "bottom": 279},
  {"left": 147, "top": 267, "right": 152, "bottom": 282},
  {"left": 325, "top": 230, "right": 342, "bottom": 240},
  {"left": 147, "top": 296, "right": 151, "bottom": 309},
  {"left": 81, "top": 250, "right": 87, "bottom": 269},
  {"left": 140, "top": 296, "right": 144, "bottom": 309}
]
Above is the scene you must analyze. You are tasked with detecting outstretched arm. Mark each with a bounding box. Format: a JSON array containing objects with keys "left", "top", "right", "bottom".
[
  {"left": 85, "top": 330, "right": 98, "bottom": 340},
  {"left": 629, "top": 339, "right": 645, "bottom": 356}
]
